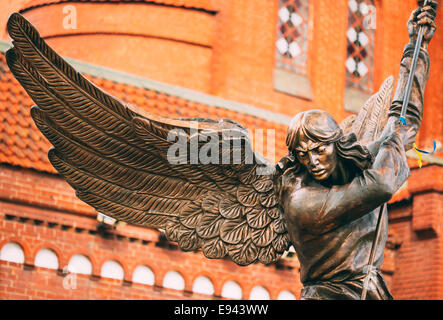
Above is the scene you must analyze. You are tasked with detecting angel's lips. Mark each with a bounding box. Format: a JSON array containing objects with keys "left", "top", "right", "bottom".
[{"left": 310, "top": 168, "right": 327, "bottom": 177}]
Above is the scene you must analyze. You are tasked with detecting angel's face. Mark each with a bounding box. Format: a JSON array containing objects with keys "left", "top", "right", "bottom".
[{"left": 295, "top": 136, "right": 338, "bottom": 181}]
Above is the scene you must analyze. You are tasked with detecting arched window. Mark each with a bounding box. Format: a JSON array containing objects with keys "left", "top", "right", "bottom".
[
  {"left": 221, "top": 281, "right": 242, "bottom": 300},
  {"left": 100, "top": 260, "right": 124, "bottom": 280},
  {"left": 249, "top": 285, "right": 270, "bottom": 300},
  {"left": 132, "top": 265, "right": 155, "bottom": 285},
  {"left": 277, "top": 290, "right": 297, "bottom": 300},
  {"left": 67, "top": 254, "right": 92, "bottom": 275},
  {"left": 274, "top": 0, "right": 313, "bottom": 99},
  {"left": 0, "top": 242, "right": 25, "bottom": 263},
  {"left": 344, "top": 0, "right": 376, "bottom": 112},
  {"left": 162, "top": 270, "right": 185, "bottom": 290},
  {"left": 192, "top": 276, "right": 214, "bottom": 295},
  {"left": 34, "top": 248, "right": 59, "bottom": 270}
]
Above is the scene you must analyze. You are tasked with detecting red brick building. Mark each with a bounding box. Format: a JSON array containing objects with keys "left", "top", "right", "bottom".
[{"left": 0, "top": 0, "right": 442, "bottom": 300}]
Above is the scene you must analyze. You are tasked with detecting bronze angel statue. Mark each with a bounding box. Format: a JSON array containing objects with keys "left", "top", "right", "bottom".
[{"left": 4, "top": 1, "right": 437, "bottom": 300}]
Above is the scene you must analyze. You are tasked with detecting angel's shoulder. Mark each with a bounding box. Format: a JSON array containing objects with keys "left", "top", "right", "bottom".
[{"left": 279, "top": 168, "right": 307, "bottom": 196}]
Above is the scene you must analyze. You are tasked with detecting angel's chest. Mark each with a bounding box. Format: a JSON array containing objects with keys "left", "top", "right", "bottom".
[{"left": 281, "top": 184, "right": 326, "bottom": 227}]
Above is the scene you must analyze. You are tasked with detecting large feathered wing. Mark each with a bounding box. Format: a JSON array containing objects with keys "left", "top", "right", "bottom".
[
  {"left": 5, "top": 13, "right": 290, "bottom": 266},
  {"left": 341, "top": 76, "right": 395, "bottom": 143}
]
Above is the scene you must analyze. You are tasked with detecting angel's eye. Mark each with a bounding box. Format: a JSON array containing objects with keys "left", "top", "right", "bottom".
[
  {"left": 317, "top": 146, "right": 326, "bottom": 153},
  {"left": 297, "top": 151, "right": 306, "bottom": 158}
]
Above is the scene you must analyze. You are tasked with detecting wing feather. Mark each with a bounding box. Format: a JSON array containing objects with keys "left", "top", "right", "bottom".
[
  {"left": 349, "top": 76, "right": 395, "bottom": 144},
  {"left": 49, "top": 149, "right": 185, "bottom": 215},
  {"left": 76, "top": 191, "right": 174, "bottom": 228},
  {"left": 7, "top": 14, "right": 138, "bottom": 137}
]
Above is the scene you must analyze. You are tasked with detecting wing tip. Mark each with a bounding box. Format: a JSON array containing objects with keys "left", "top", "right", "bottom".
[
  {"left": 132, "top": 116, "right": 150, "bottom": 130},
  {"left": 30, "top": 104, "right": 41, "bottom": 115},
  {"left": 7, "top": 13, "right": 43, "bottom": 55},
  {"left": 5, "top": 46, "right": 19, "bottom": 67},
  {"left": 385, "top": 75, "right": 395, "bottom": 84},
  {"left": 380, "top": 75, "right": 395, "bottom": 92},
  {"left": 47, "top": 147, "right": 61, "bottom": 170},
  {"left": 7, "top": 12, "right": 21, "bottom": 30},
  {"left": 29, "top": 105, "right": 46, "bottom": 126},
  {"left": 7, "top": 13, "right": 26, "bottom": 38}
]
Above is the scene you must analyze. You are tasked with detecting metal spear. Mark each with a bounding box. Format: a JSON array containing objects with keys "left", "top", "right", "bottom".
[{"left": 361, "top": 0, "right": 432, "bottom": 300}]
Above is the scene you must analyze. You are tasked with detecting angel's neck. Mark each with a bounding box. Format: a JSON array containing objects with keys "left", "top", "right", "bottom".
[{"left": 322, "top": 160, "right": 350, "bottom": 186}]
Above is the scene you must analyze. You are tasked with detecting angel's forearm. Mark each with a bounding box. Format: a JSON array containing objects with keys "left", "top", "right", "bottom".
[
  {"left": 366, "top": 139, "right": 383, "bottom": 159},
  {"left": 304, "top": 132, "right": 410, "bottom": 234},
  {"left": 389, "top": 43, "right": 430, "bottom": 132}
]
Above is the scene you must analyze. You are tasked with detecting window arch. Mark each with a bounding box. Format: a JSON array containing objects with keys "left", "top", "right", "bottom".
[
  {"left": 34, "top": 248, "right": 59, "bottom": 270},
  {"left": 221, "top": 280, "right": 242, "bottom": 300},
  {"left": 162, "top": 270, "right": 185, "bottom": 290},
  {"left": 192, "top": 276, "right": 214, "bottom": 295},
  {"left": 0, "top": 242, "right": 25, "bottom": 264},
  {"left": 274, "top": 0, "right": 313, "bottom": 99},
  {"left": 249, "top": 285, "right": 270, "bottom": 300},
  {"left": 277, "top": 290, "right": 297, "bottom": 300},
  {"left": 132, "top": 265, "right": 155, "bottom": 285},
  {"left": 276, "top": 0, "right": 311, "bottom": 75},
  {"left": 344, "top": 0, "right": 377, "bottom": 112},
  {"left": 101, "top": 260, "right": 124, "bottom": 280},
  {"left": 67, "top": 254, "right": 92, "bottom": 275}
]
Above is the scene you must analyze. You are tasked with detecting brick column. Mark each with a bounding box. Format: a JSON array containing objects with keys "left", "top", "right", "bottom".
[{"left": 391, "top": 165, "right": 443, "bottom": 299}]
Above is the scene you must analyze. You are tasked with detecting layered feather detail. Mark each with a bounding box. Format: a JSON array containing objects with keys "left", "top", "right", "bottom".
[
  {"left": 5, "top": 13, "right": 290, "bottom": 266},
  {"left": 341, "top": 76, "right": 395, "bottom": 144}
]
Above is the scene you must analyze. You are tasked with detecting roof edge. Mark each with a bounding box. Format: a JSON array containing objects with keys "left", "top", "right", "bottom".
[
  {"left": 19, "top": 0, "right": 218, "bottom": 14},
  {"left": 0, "top": 40, "right": 292, "bottom": 125}
]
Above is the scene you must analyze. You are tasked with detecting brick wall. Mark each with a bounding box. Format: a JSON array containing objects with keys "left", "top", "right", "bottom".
[
  {"left": 0, "top": 261, "right": 214, "bottom": 300},
  {"left": 0, "top": 163, "right": 402, "bottom": 299},
  {"left": 0, "top": 164, "right": 302, "bottom": 300},
  {"left": 388, "top": 165, "right": 443, "bottom": 299},
  {"left": 20, "top": 3, "right": 216, "bottom": 93}
]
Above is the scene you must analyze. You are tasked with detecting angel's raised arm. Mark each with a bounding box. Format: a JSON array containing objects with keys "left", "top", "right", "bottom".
[{"left": 389, "top": 1, "right": 436, "bottom": 133}]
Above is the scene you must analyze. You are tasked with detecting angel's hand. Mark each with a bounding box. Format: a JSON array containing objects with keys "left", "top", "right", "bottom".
[
  {"left": 407, "top": 1, "right": 438, "bottom": 50},
  {"left": 390, "top": 120, "right": 417, "bottom": 151},
  {"left": 397, "top": 124, "right": 417, "bottom": 151},
  {"left": 366, "top": 117, "right": 396, "bottom": 157},
  {"left": 371, "top": 118, "right": 415, "bottom": 153}
]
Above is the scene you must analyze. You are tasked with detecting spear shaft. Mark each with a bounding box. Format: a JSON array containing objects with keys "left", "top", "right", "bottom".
[
  {"left": 361, "top": 204, "right": 386, "bottom": 300},
  {"left": 400, "top": 0, "right": 430, "bottom": 122},
  {"left": 361, "top": 0, "right": 430, "bottom": 300}
]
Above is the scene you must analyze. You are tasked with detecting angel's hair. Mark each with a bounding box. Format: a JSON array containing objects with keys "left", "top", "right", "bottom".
[{"left": 280, "top": 110, "right": 373, "bottom": 182}]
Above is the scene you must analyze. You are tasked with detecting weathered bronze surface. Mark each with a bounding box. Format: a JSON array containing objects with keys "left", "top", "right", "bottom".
[{"left": 4, "top": 2, "right": 437, "bottom": 300}]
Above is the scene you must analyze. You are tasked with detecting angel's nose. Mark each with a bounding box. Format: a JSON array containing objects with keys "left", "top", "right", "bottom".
[{"left": 308, "top": 151, "right": 320, "bottom": 167}]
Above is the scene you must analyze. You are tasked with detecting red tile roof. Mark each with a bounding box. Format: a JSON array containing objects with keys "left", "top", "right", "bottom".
[
  {"left": 0, "top": 57, "right": 52, "bottom": 171},
  {"left": 21, "top": 0, "right": 217, "bottom": 12}
]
